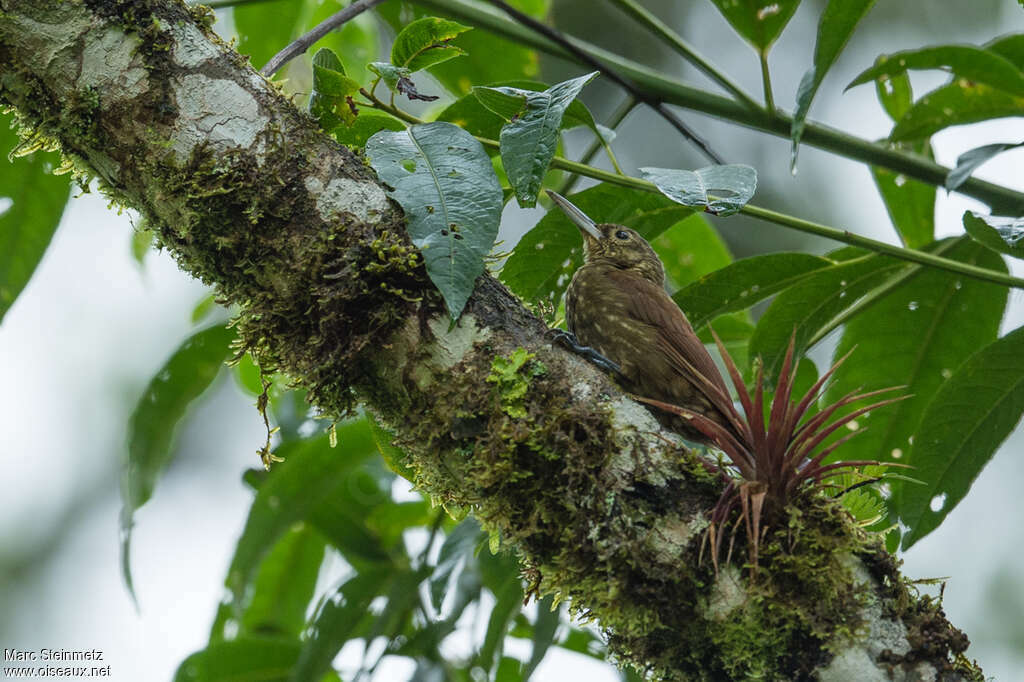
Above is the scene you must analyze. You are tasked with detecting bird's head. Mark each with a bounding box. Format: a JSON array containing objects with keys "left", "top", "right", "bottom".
[{"left": 546, "top": 190, "right": 665, "bottom": 286}]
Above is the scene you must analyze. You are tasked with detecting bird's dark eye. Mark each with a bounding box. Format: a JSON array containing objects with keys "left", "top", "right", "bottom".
[{"left": 615, "top": 230, "right": 629, "bottom": 240}]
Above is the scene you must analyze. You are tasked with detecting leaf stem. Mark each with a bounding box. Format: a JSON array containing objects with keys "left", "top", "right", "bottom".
[
  {"left": 759, "top": 50, "right": 775, "bottom": 113},
  {"left": 605, "top": 0, "right": 762, "bottom": 112},
  {"left": 405, "top": 0, "right": 1024, "bottom": 214}
]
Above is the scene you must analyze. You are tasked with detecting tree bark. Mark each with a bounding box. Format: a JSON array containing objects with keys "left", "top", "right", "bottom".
[{"left": 0, "top": 1, "right": 980, "bottom": 679}]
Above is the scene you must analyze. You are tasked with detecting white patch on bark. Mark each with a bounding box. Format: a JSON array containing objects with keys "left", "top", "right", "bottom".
[
  {"left": 646, "top": 513, "right": 708, "bottom": 565},
  {"left": 169, "top": 21, "right": 223, "bottom": 68},
  {"left": 306, "top": 177, "right": 390, "bottom": 224},
  {"left": 171, "top": 75, "right": 267, "bottom": 161},
  {"left": 817, "top": 556, "right": 914, "bottom": 682},
  {"left": 706, "top": 565, "right": 746, "bottom": 619},
  {"left": 78, "top": 27, "right": 147, "bottom": 98}
]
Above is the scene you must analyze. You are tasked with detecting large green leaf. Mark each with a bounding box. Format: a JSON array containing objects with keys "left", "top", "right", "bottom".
[
  {"left": 499, "top": 184, "right": 692, "bottom": 312},
  {"left": 791, "top": 0, "right": 878, "bottom": 164},
  {"left": 847, "top": 44, "right": 1024, "bottom": 96},
  {"left": 823, "top": 238, "right": 1006, "bottom": 487},
  {"left": 241, "top": 524, "right": 326, "bottom": 639},
  {"left": 477, "top": 72, "right": 598, "bottom": 207},
  {"left": 0, "top": 113, "right": 70, "bottom": 325},
  {"left": 366, "top": 122, "right": 503, "bottom": 319},
  {"left": 748, "top": 253, "right": 905, "bottom": 381},
  {"left": 962, "top": 211, "right": 1024, "bottom": 259},
  {"left": 900, "top": 324, "right": 1024, "bottom": 549},
  {"left": 391, "top": 17, "right": 472, "bottom": 72},
  {"left": 174, "top": 637, "right": 301, "bottom": 682},
  {"left": 120, "top": 324, "right": 234, "bottom": 598},
  {"left": 870, "top": 141, "right": 935, "bottom": 248},
  {"left": 890, "top": 81, "right": 1024, "bottom": 142},
  {"left": 672, "top": 253, "right": 833, "bottom": 330},
  {"left": 708, "top": 0, "right": 801, "bottom": 51},
  {"left": 652, "top": 214, "right": 732, "bottom": 289},
  {"left": 225, "top": 422, "right": 381, "bottom": 606},
  {"left": 640, "top": 164, "right": 757, "bottom": 216}
]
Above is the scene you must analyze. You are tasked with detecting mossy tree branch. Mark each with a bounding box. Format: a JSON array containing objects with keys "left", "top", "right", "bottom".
[{"left": 0, "top": 1, "right": 978, "bottom": 679}]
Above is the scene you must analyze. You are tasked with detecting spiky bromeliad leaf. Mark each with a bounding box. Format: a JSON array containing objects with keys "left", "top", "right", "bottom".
[
  {"left": 366, "top": 122, "right": 503, "bottom": 319},
  {"left": 638, "top": 332, "right": 906, "bottom": 572}
]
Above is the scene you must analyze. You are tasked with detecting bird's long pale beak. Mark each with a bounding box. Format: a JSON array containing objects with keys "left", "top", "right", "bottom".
[{"left": 546, "top": 190, "right": 603, "bottom": 241}]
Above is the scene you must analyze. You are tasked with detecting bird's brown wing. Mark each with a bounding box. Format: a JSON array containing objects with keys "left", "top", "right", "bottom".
[{"left": 605, "top": 269, "right": 736, "bottom": 420}]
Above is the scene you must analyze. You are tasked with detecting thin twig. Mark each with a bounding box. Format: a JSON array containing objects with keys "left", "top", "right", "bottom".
[
  {"left": 484, "top": 0, "right": 725, "bottom": 165},
  {"left": 558, "top": 95, "right": 638, "bottom": 195},
  {"left": 261, "top": 0, "right": 389, "bottom": 77},
  {"left": 605, "top": 0, "right": 761, "bottom": 112}
]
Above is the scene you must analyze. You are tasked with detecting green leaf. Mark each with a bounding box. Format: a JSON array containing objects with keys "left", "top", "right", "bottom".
[
  {"left": 791, "top": 0, "right": 878, "bottom": 165},
  {"left": 480, "top": 72, "right": 599, "bottom": 207},
  {"left": 846, "top": 44, "right": 1024, "bottom": 97},
  {"left": 946, "top": 142, "right": 1024, "bottom": 191},
  {"left": 174, "top": 637, "right": 300, "bottom": 682},
  {"left": 131, "top": 221, "right": 155, "bottom": 266},
  {"left": 748, "top": 253, "right": 905, "bottom": 381},
  {"left": 708, "top": 0, "right": 801, "bottom": 51},
  {"left": 366, "top": 122, "right": 503, "bottom": 319},
  {"left": 390, "top": 17, "right": 471, "bottom": 72},
  {"left": 121, "top": 324, "right": 233, "bottom": 599},
  {"left": 672, "top": 253, "right": 833, "bottom": 330},
  {"left": 376, "top": 1, "right": 549, "bottom": 96},
  {"left": 309, "top": 49, "right": 362, "bottom": 130},
  {"left": 890, "top": 81, "right": 1024, "bottom": 142},
  {"left": 241, "top": 524, "right": 326, "bottom": 639},
  {"left": 0, "top": 113, "right": 69, "bottom": 325},
  {"left": 900, "top": 325, "right": 1024, "bottom": 549},
  {"left": 331, "top": 111, "right": 406, "bottom": 148},
  {"left": 652, "top": 214, "right": 733, "bottom": 289},
  {"left": 874, "top": 69, "right": 913, "bottom": 121},
  {"left": 290, "top": 572, "right": 391, "bottom": 682},
  {"left": 870, "top": 141, "right": 935, "bottom": 248},
  {"left": 640, "top": 164, "right": 757, "bottom": 216},
  {"left": 477, "top": 557, "right": 524, "bottom": 673},
  {"left": 500, "top": 183, "right": 692, "bottom": 313},
  {"left": 431, "top": 519, "right": 485, "bottom": 611},
  {"left": 823, "top": 238, "right": 1006, "bottom": 502},
  {"left": 226, "top": 421, "right": 381, "bottom": 606},
  {"left": 522, "top": 596, "right": 559, "bottom": 681},
  {"left": 963, "top": 211, "right": 1024, "bottom": 259}
]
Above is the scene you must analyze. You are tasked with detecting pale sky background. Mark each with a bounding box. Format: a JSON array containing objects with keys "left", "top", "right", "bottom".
[{"left": 2, "top": 1, "right": 1023, "bottom": 680}]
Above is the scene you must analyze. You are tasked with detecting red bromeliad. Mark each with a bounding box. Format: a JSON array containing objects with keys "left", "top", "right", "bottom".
[{"left": 638, "top": 333, "right": 909, "bottom": 574}]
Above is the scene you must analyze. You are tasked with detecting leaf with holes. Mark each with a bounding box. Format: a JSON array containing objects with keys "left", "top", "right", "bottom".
[
  {"left": 900, "top": 325, "right": 1024, "bottom": 549},
  {"left": 366, "top": 122, "right": 502, "bottom": 319},
  {"left": 479, "top": 72, "right": 598, "bottom": 207},
  {"left": 963, "top": 211, "right": 1024, "bottom": 259},
  {"left": 390, "top": 17, "right": 471, "bottom": 73},
  {"left": 640, "top": 165, "right": 757, "bottom": 216}
]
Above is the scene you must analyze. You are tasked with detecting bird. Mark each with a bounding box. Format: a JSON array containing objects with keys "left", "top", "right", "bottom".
[{"left": 545, "top": 189, "right": 740, "bottom": 442}]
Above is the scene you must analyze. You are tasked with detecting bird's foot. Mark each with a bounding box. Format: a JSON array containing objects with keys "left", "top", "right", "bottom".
[{"left": 547, "top": 329, "right": 623, "bottom": 376}]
